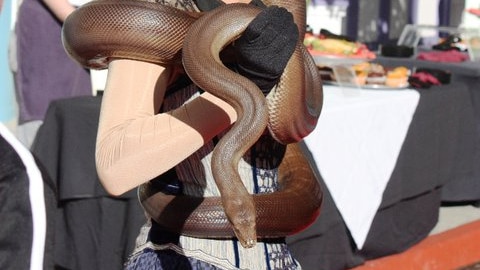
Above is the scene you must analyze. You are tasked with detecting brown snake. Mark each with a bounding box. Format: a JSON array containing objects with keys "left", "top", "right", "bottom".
[{"left": 62, "top": 0, "right": 323, "bottom": 248}]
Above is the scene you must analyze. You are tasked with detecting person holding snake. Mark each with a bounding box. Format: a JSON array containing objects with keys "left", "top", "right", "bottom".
[{"left": 62, "top": 0, "right": 324, "bottom": 268}]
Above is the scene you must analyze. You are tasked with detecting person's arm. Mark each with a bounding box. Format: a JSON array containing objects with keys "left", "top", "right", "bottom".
[
  {"left": 95, "top": 59, "right": 236, "bottom": 196},
  {"left": 42, "top": 0, "right": 76, "bottom": 22}
]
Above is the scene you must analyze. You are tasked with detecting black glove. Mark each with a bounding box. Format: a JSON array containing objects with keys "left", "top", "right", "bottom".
[{"left": 233, "top": 5, "right": 299, "bottom": 94}]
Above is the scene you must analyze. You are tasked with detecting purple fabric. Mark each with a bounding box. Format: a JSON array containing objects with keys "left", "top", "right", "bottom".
[
  {"left": 417, "top": 50, "right": 469, "bottom": 62},
  {"left": 15, "top": 0, "right": 91, "bottom": 123}
]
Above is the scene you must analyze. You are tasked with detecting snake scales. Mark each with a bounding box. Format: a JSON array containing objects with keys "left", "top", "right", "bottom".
[{"left": 62, "top": 0, "right": 323, "bottom": 248}]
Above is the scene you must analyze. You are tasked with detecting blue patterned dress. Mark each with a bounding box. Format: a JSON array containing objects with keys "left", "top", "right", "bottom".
[
  {"left": 124, "top": 73, "right": 302, "bottom": 269},
  {"left": 124, "top": 0, "right": 301, "bottom": 269}
]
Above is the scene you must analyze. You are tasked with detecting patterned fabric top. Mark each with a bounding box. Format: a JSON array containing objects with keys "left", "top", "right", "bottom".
[
  {"left": 130, "top": 76, "right": 301, "bottom": 269},
  {"left": 125, "top": 1, "right": 302, "bottom": 268}
]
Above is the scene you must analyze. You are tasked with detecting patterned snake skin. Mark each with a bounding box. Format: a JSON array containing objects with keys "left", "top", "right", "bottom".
[{"left": 62, "top": 0, "right": 323, "bottom": 248}]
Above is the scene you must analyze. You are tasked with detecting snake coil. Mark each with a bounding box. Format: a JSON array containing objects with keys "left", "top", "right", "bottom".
[{"left": 62, "top": 0, "right": 323, "bottom": 248}]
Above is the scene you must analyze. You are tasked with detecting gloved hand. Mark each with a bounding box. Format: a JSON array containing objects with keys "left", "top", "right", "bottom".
[{"left": 233, "top": 5, "right": 299, "bottom": 95}]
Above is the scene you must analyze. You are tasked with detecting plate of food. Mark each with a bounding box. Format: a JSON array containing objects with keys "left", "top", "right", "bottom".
[
  {"left": 304, "top": 33, "right": 376, "bottom": 66},
  {"left": 323, "top": 80, "right": 410, "bottom": 90},
  {"left": 318, "top": 62, "right": 411, "bottom": 89}
]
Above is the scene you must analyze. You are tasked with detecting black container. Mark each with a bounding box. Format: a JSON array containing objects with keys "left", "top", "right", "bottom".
[{"left": 380, "top": 44, "right": 415, "bottom": 58}]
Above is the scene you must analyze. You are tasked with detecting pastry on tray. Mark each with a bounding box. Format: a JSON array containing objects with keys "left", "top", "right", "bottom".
[{"left": 324, "top": 62, "right": 411, "bottom": 88}]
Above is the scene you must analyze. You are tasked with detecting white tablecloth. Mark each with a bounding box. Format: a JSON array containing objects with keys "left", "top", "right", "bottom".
[{"left": 304, "top": 85, "right": 420, "bottom": 249}]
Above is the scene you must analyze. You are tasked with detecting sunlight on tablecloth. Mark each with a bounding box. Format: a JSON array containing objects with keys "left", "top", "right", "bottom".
[{"left": 304, "top": 85, "right": 420, "bottom": 249}]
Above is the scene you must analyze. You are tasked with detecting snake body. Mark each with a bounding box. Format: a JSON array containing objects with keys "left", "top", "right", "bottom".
[
  {"left": 139, "top": 142, "right": 323, "bottom": 238},
  {"left": 63, "top": 0, "right": 323, "bottom": 248}
]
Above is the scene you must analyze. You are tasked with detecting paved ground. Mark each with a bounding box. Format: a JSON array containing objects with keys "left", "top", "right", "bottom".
[
  {"left": 430, "top": 204, "right": 480, "bottom": 235},
  {"left": 460, "top": 262, "right": 480, "bottom": 270}
]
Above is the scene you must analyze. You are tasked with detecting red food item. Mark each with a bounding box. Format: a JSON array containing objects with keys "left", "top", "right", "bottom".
[
  {"left": 415, "top": 72, "right": 440, "bottom": 84},
  {"left": 417, "top": 50, "right": 469, "bottom": 62},
  {"left": 304, "top": 33, "right": 376, "bottom": 59}
]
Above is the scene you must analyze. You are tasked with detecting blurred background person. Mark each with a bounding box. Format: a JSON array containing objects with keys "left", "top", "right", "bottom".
[
  {"left": 13, "top": 0, "right": 93, "bottom": 148},
  {"left": 0, "top": 121, "right": 56, "bottom": 270}
]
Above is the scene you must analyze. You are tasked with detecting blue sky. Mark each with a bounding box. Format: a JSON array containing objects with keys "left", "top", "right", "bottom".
[{"left": 0, "top": 0, "right": 16, "bottom": 122}]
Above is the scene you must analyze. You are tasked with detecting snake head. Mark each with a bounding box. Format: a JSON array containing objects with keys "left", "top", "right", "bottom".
[
  {"left": 223, "top": 195, "right": 257, "bottom": 248},
  {"left": 233, "top": 218, "right": 257, "bottom": 249}
]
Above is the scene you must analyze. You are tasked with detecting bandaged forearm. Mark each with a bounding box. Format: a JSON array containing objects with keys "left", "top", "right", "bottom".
[{"left": 95, "top": 60, "right": 236, "bottom": 195}]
